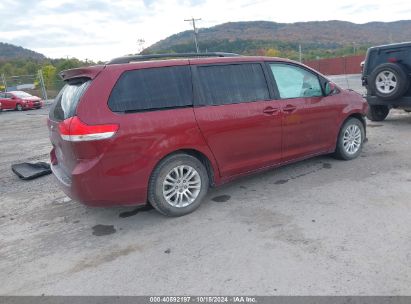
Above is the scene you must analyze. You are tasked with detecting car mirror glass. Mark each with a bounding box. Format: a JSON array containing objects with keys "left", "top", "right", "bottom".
[{"left": 325, "top": 82, "right": 336, "bottom": 95}]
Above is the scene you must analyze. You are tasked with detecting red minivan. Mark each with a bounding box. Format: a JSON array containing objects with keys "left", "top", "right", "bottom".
[{"left": 48, "top": 53, "right": 367, "bottom": 216}]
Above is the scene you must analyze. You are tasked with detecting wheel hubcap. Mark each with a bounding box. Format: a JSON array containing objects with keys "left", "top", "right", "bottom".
[
  {"left": 375, "top": 71, "right": 397, "bottom": 94},
  {"left": 162, "top": 165, "right": 201, "bottom": 207},
  {"left": 343, "top": 125, "right": 362, "bottom": 155}
]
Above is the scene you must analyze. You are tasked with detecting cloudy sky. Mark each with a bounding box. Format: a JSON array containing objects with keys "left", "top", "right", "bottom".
[{"left": 1, "top": 0, "right": 410, "bottom": 62}]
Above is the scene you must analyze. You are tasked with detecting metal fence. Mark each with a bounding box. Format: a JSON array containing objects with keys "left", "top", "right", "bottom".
[
  {"left": 303, "top": 55, "right": 365, "bottom": 75},
  {"left": 1, "top": 70, "right": 65, "bottom": 100}
]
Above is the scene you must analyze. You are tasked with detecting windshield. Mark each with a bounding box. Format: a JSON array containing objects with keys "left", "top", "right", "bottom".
[{"left": 12, "top": 91, "right": 33, "bottom": 98}]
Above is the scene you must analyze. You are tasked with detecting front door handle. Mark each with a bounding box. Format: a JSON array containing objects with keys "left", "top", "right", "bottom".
[
  {"left": 263, "top": 107, "right": 279, "bottom": 115},
  {"left": 283, "top": 105, "right": 297, "bottom": 113}
]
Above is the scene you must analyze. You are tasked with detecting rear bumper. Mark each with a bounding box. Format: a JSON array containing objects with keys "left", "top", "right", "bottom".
[
  {"left": 51, "top": 162, "right": 148, "bottom": 207},
  {"left": 51, "top": 164, "right": 71, "bottom": 187}
]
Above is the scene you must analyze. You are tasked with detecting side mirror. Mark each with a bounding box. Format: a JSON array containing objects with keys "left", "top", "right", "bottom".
[{"left": 325, "top": 82, "right": 336, "bottom": 96}]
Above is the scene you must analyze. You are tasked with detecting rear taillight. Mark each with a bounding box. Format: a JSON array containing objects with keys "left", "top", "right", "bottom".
[{"left": 58, "top": 116, "right": 119, "bottom": 142}]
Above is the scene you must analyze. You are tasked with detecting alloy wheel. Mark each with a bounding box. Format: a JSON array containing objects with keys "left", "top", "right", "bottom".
[
  {"left": 162, "top": 165, "right": 201, "bottom": 207},
  {"left": 343, "top": 124, "right": 362, "bottom": 155},
  {"left": 375, "top": 71, "right": 397, "bottom": 94}
]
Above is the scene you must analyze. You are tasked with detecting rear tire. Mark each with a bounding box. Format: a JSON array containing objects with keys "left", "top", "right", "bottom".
[
  {"left": 148, "top": 154, "right": 209, "bottom": 217},
  {"left": 16, "top": 104, "right": 23, "bottom": 111},
  {"left": 366, "top": 105, "right": 389, "bottom": 121},
  {"left": 369, "top": 63, "right": 409, "bottom": 100},
  {"left": 334, "top": 118, "right": 365, "bottom": 160}
]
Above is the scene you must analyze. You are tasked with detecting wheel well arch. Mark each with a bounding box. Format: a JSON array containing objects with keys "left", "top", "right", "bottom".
[
  {"left": 334, "top": 113, "right": 367, "bottom": 151},
  {"left": 346, "top": 113, "right": 366, "bottom": 130},
  {"left": 152, "top": 148, "right": 217, "bottom": 187}
]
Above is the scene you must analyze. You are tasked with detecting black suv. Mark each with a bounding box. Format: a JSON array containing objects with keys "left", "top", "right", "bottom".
[{"left": 362, "top": 42, "right": 411, "bottom": 121}]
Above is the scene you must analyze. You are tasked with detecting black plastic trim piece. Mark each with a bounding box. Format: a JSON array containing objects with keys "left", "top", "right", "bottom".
[
  {"left": 107, "top": 52, "right": 240, "bottom": 65},
  {"left": 366, "top": 96, "right": 411, "bottom": 106}
]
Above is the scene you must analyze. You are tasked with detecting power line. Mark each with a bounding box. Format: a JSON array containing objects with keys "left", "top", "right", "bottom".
[{"left": 184, "top": 17, "right": 201, "bottom": 53}]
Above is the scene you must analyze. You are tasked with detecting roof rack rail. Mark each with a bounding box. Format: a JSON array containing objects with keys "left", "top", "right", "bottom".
[{"left": 107, "top": 52, "right": 240, "bottom": 64}]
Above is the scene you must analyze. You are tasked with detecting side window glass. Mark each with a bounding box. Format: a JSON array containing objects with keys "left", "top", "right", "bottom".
[
  {"left": 270, "top": 64, "right": 323, "bottom": 99},
  {"left": 0, "top": 93, "right": 4, "bottom": 98},
  {"left": 108, "top": 66, "right": 193, "bottom": 112},
  {"left": 197, "top": 63, "right": 270, "bottom": 106}
]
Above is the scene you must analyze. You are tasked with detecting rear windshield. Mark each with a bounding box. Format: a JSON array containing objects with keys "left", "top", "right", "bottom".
[{"left": 49, "top": 79, "right": 91, "bottom": 121}]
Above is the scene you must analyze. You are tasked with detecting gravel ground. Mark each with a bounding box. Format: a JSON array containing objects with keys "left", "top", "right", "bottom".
[{"left": 1, "top": 89, "right": 411, "bottom": 295}]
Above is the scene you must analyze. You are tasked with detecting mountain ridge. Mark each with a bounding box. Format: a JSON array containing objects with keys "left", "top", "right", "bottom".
[
  {"left": 146, "top": 20, "right": 411, "bottom": 53},
  {"left": 0, "top": 42, "right": 45, "bottom": 60}
]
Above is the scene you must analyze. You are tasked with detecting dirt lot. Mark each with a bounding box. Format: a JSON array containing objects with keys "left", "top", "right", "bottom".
[{"left": 1, "top": 84, "right": 411, "bottom": 295}]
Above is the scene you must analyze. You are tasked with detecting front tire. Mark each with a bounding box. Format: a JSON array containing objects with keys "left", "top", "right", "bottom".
[
  {"left": 148, "top": 154, "right": 209, "bottom": 217},
  {"left": 334, "top": 118, "right": 365, "bottom": 160},
  {"left": 366, "top": 105, "right": 389, "bottom": 121},
  {"left": 16, "top": 104, "right": 23, "bottom": 111}
]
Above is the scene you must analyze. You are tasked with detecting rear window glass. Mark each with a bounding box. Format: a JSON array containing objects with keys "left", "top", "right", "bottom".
[
  {"left": 108, "top": 66, "right": 193, "bottom": 112},
  {"left": 49, "top": 79, "right": 91, "bottom": 121},
  {"left": 197, "top": 63, "right": 270, "bottom": 106},
  {"left": 12, "top": 91, "right": 32, "bottom": 98}
]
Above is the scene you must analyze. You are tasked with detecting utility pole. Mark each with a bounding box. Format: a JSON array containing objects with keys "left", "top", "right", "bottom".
[
  {"left": 137, "top": 38, "right": 145, "bottom": 54},
  {"left": 184, "top": 17, "right": 201, "bottom": 53},
  {"left": 299, "top": 44, "right": 302, "bottom": 63},
  {"left": 1, "top": 74, "right": 7, "bottom": 91}
]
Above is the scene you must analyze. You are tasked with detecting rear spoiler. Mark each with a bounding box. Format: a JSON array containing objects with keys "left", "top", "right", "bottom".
[{"left": 59, "top": 65, "right": 105, "bottom": 81}]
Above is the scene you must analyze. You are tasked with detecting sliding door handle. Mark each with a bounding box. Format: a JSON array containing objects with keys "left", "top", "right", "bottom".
[
  {"left": 263, "top": 107, "right": 279, "bottom": 115},
  {"left": 283, "top": 105, "right": 297, "bottom": 113}
]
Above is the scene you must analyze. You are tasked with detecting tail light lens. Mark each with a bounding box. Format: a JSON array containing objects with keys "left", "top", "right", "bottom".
[{"left": 58, "top": 116, "right": 119, "bottom": 142}]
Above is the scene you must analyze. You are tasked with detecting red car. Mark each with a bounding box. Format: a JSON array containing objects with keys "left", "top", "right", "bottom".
[
  {"left": 0, "top": 91, "right": 43, "bottom": 111},
  {"left": 48, "top": 53, "right": 367, "bottom": 216}
]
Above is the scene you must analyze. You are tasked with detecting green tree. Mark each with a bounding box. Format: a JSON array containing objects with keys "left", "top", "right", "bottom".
[
  {"left": 23, "top": 61, "right": 39, "bottom": 74},
  {"left": 41, "top": 65, "right": 57, "bottom": 90},
  {"left": 55, "top": 58, "right": 83, "bottom": 73},
  {"left": 1, "top": 63, "right": 14, "bottom": 75},
  {"left": 265, "top": 48, "right": 281, "bottom": 57}
]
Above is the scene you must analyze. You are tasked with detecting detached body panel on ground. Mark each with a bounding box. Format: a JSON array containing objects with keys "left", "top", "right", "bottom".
[{"left": 48, "top": 55, "right": 367, "bottom": 215}]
